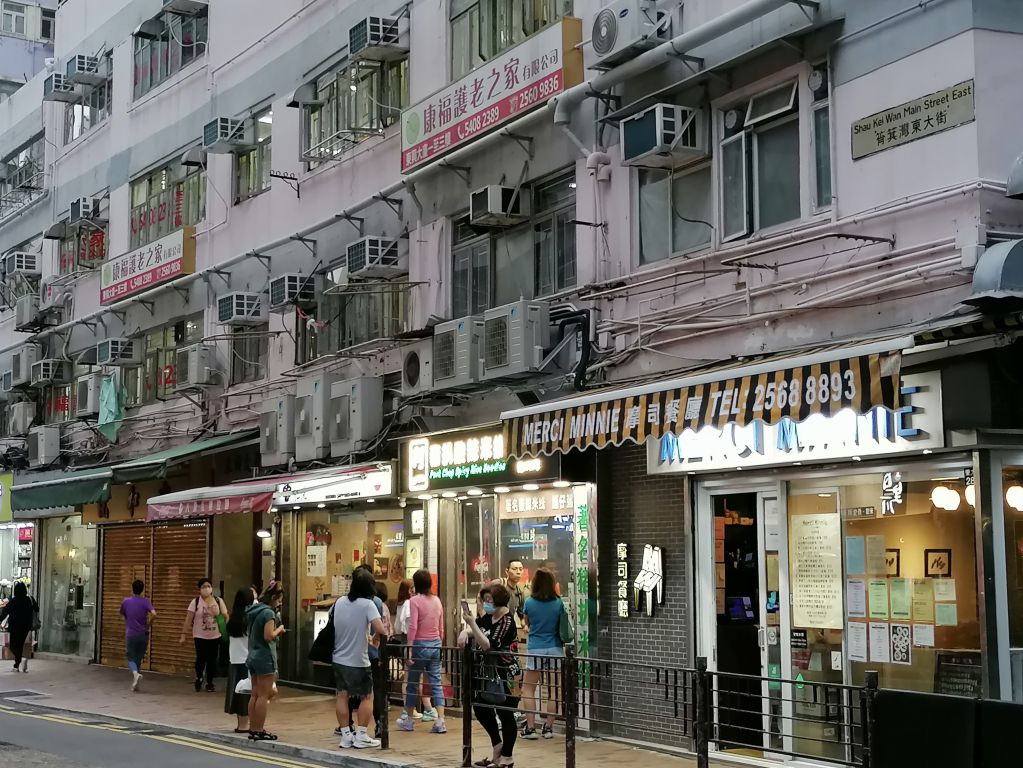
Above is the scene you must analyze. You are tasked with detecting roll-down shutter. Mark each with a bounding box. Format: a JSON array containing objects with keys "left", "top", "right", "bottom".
[{"left": 99, "top": 525, "right": 152, "bottom": 668}]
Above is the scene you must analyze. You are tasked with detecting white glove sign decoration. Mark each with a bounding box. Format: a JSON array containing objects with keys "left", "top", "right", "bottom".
[{"left": 633, "top": 544, "right": 664, "bottom": 616}]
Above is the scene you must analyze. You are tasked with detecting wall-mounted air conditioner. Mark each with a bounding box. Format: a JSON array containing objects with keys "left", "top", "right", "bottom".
[
  {"left": 31, "top": 358, "right": 72, "bottom": 388},
  {"left": 329, "top": 376, "right": 384, "bottom": 457},
  {"left": 14, "top": 294, "right": 40, "bottom": 331},
  {"left": 75, "top": 373, "right": 105, "bottom": 418},
  {"left": 28, "top": 424, "right": 61, "bottom": 467},
  {"left": 96, "top": 338, "right": 141, "bottom": 366},
  {"left": 43, "top": 73, "right": 78, "bottom": 103},
  {"left": 66, "top": 55, "right": 104, "bottom": 86},
  {"left": 1, "top": 371, "right": 12, "bottom": 394},
  {"left": 469, "top": 186, "right": 530, "bottom": 227},
  {"left": 40, "top": 279, "right": 67, "bottom": 313},
  {"left": 432, "top": 316, "right": 483, "bottom": 389},
  {"left": 345, "top": 236, "right": 404, "bottom": 278},
  {"left": 482, "top": 300, "right": 551, "bottom": 380},
  {"left": 164, "top": 0, "right": 208, "bottom": 16},
  {"left": 174, "top": 345, "right": 214, "bottom": 390},
  {"left": 590, "top": 0, "right": 670, "bottom": 69},
  {"left": 8, "top": 401, "right": 35, "bottom": 436},
  {"left": 69, "top": 197, "right": 106, "bottom": 223},
  {"left": 268, "top": 273, "right": 315, "bottom": 312},
  {"left": 203, "top": 117, "right": 253, "bottom": 153},
  {"left": 621, "top": 104, "right": 707, "bottom": 168},
  {"left": 400, "top": 339, "right": 434, "bottom": 398},
  {"left": 349, "top": 16, "right": 408, "bottom": 62},
  {"left": 295, "top": 372, "right": 336, "bottom": 462},
  {"left": 4, "top": 252, "right": 40, "bottom": 277},
  {"left": 10, "top": 344, "right": 42, "bottom": 388},
  {"left": 259, "top": 394, "right": 296, "bottom": 467},
  {"left": 217, "top": 292, "right": 267, "bottom": 325}
]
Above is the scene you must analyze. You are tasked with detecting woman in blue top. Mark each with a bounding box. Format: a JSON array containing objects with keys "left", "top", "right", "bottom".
[{"left": 520, "top": 568, "right": 564, "bottom": 740}]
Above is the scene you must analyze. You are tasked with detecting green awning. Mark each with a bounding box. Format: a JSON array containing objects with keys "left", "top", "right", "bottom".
[
  {"left": 110, "top": 430, "right": 257, "bottom": 484},
  {"left": 12, "top": 468, "right": 112, "bottom": 512}
]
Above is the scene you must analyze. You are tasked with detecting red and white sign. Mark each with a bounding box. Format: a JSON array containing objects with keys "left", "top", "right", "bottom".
[
  {"left": 100, "top": 227, "right": 196, "bottom": 305},
  {"left": 147, "top": 490, "right": 275, "bottom": 522},
  {"left": 400, "top": 19, "right": 582, "bottom": 173}
]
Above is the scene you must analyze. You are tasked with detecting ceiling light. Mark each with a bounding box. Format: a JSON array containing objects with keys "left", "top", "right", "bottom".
[
  {"left": 1007, "top": 485, "right": 1023, "bottom": 512},
  {"left": 930, "top": 486, "right": 961, "bottom": 511},
  {"left": 256, "top": 529, "right": 272, "bottom": 539},
  {"left": 553, "top": 480, "right": 571, "bottom": 488},
  {"left": 965, "top": 485, "right": 975, "bottom": 507},
  {"left": 817, "top": 493, "right": 832, "bottom": 498},
  {"left": 258, "top": 111, "right": 273, "bottom": 123},
  {"left": 522, "top": 483, "right": 540, "bottom": 491},
  {"left": 293, "top": 505, "right": 301, "bottom": 510},
  {"left": 467, "top": 489, "right": 483, "bottom": 496},
  {"left": 568, "top": 182, "right": 577, "bottom": 189},
  {"left": 367, "top": 498, "right": 375, "bottom": 503},
  {"left": 852, "top": 456, "right": 862, "bottom": 462},
  {"left": 317, "top": 503, "right": 326, "bottom": 509},
  {"left": 269, "top": 507, "right": 278, "bottom": 513},
  {"left": 418, "top": 494, "right": 433, "bottom": 501},
  {"left": 493, "top": 486, "right": 510, "bottom": 494},
  {"left": 923, "top": 449, "right": 933, "bottom": 455},
  {"left": 442, "top": 492, "right": 457, "bottom": 499}
]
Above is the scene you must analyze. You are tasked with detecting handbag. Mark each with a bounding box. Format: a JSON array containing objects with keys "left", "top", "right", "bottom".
[
  {"left": 31, "top": 599, "right": 41, "bottom": 632},
  {"left": 215, "top": 599, "right": 229, "bottom": 642},
  {"left": 476, "top": 662, "right": 508, "bottom": 705},
  {"left": 558, "top": 599, "right": 575, "bottom": 645},
  {"left": 308, "top": 602, "right": 336, "bottom": 664}
]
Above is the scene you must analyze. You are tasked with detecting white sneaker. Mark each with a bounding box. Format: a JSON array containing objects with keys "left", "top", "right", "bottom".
[
  {"left": 353, "top": 732, "right": 381, "bottom": 749},
  {"left": 411, "top": 709, "right": 424, "bottom": 720},
  {"left": 21, "top": 659, "right": 27, "bottom": 673},
  {"left": 132, "top": 672, "right": 142, "bottom": 692},
  {"left": 338, "top": 729, "right": 354, "bottom": 749}
]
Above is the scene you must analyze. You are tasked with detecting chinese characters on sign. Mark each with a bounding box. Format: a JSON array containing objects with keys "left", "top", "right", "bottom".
[
  {"left": 851, "top": 80, "right": 975, "bottom": 160},
  {"left": 616, "top": 542, "right": 629, "bottom": 618},
  {"left": 880, "top": 471, "right": 903, "bottom": 516},
  {"left": 504, "top": 492, "right": 574, "bottom": 516},
  {"left": 400, "top": 18, "right": 582, "bottom": 172},
  {"left": 574, "top": 493, "right": 590, "bottom": 657},
  {"left": 100, "top": 227, "right": 196, "bottom": 305}
]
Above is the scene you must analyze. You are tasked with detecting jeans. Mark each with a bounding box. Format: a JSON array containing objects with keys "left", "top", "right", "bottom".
[
  {"left": 194, "top": 637, "right": 220, "bottom": 684},
  {"left": 405, "top": 639, "right": 444, "bottom": 708},
  {"left": 126, "top": 633, "right": 149, "bottom": 674}
]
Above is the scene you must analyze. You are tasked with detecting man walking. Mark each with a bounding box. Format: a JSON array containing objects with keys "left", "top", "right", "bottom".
[{"left": 120, "top": 579, "right": 156, "bottom": 692}]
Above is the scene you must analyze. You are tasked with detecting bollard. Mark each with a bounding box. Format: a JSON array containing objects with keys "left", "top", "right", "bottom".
[
  {"left": 379, "top": 642, "right": 389, "bottom": 750},
  {"left": 563, "top": 646, "right": 578, "bottom": 768},
  {"left": 461, "top": 644, "right": 473, "bottom": 768}
]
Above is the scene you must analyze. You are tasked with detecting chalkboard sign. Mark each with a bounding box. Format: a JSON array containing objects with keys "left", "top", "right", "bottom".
[{"left": 933, "top": 651, "right": 982, "bottom": 698}]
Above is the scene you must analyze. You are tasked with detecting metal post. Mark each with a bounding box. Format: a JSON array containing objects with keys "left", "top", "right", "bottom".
[
  {"left": 694, "top": 657, "right": 710, "bottom": 768},
  {"left": 379, "top": 642, "right": 389, "bottom": 750},
  {"left": 861, "top": 671, "right": 879, "bottom": 768},
  {"left": 563, "top": 646, "right": 578, "bottom": 768},
  {"left": 462, "top": 644, "right": 474, "bottom": 768}
]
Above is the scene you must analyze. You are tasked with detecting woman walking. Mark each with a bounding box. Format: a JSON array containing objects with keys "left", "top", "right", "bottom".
[
  {"left": 461, "top": 583, "right": 520, "bottom": 768},
  {"left": 397, "top": 569, "right": 446, "bottom": 733},
  {"left": 225, "top": 588, "right": 255, "bottom": 733},
  {"left": 246, "top": 581, "right": 285, "bottom": 741},
  {"left": 0, "top": 582, "right": 37, "bottom": 673},
  {"left": 520, "top": 568, "right": 564, "bottom": 740},
  {"left": 181, "top": 577, "right": 228, "bottom": 692}
]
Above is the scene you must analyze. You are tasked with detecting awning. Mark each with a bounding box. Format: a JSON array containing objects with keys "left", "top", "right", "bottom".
[
  {"left": 12, "top": 468, "right": 112, "bottom": 513},
  {"left": 502, "top": 338, "right": 908, "bottom": 457},
  {"left": 111, "top": 430, "right": 257, "bottom": 484}
]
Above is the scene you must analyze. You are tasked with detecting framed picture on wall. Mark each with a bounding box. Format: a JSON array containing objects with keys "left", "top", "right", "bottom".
[
  {"left": 885, "top": 549, "right": 901, "bottom": 577},
  {"left": 925, "top": 548, "right": 952, "bottom": 578}
]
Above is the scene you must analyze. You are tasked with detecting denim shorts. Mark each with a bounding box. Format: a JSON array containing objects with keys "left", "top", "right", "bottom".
[
  {"left": 333, "top": 663, "right": 374, "bottom": 697},
  {"left": 526, "top": 646, "right": 564, "bottom": 671}
]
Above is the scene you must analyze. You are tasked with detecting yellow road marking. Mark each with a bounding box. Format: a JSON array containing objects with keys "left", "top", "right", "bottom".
[
  {"left": 0, "top": 707, "right": 130, "bottom": 733},
  {"left": 146, "top": 733, "right": 321, "bottom": 767}
]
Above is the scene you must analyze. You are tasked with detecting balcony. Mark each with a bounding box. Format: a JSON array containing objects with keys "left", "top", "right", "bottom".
[{"left": 0, "top": 161, "right": 47, "bottom": 223}]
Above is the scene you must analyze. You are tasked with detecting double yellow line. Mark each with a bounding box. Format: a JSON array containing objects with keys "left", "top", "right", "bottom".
[{"left": 0, "top": 704, "right": 321, "bottom": 767}]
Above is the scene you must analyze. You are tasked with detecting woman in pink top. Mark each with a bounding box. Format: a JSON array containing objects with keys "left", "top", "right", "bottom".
[
  {"left": 180, "top": 577, "right": 228, "bottom": 693},
  {"left": 396, "top": 569, "right": 446, "bottom": 733}
]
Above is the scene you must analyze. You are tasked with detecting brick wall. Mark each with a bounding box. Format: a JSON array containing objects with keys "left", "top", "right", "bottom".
[{"left": 592, "top": 442, "right": 692, "bottom": 748}]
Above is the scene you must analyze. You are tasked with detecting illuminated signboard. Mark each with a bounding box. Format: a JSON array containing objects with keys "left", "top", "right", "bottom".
[{"left": 401, "top": 427, "right": 558, "bottom": 493}]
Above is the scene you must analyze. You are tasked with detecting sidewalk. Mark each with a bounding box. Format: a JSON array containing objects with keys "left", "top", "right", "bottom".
[{"left": 0, "top": 659, "right": 698, "bottom": 768}]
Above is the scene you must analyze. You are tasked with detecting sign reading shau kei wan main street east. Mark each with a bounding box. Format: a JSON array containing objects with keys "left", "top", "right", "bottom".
[
  {"left": 100, "top": 227, "right": 196, "bottom": 304},
  {"left": 400, "top": 18, "right": 583, "bottom": 173}
]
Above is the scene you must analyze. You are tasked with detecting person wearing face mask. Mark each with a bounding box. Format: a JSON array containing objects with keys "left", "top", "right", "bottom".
[{"left": 181, "top": 578, "right": 228, "bottom": 693}]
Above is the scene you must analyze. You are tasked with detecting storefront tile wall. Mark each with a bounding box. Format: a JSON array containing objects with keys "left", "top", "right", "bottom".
[{"left": 596, "top": 443, "right": 691, "bottom": 747}]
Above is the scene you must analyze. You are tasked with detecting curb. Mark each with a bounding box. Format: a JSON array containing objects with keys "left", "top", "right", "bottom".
[{"left": 7, "top": 696, "right": 424, "bottom": 768}]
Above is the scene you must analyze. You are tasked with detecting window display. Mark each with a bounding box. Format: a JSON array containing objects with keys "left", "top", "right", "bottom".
[{"left": 39, "top": 517, "right": 97, "bottom": 659}]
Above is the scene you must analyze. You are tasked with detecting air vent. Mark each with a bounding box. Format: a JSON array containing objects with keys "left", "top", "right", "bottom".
[
  {"left": 484, "top": 315, "right": 509, "bottom": 370},
  {"left": 433, "top": 330, "right": 455, "bottom": 380}
]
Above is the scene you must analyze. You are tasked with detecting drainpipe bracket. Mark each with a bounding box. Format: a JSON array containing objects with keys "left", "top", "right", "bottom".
[
  {"left": 336, "top": 214, "right": 365, "bottom": 237},
  {"left": 373, "top": 194, "right": 404, "bottom": 221},
  {"left": 501, "top": 132, "right": 535, "bottom": 159},
  {"left": 440, "top": 164, "right": 472, "bottom": 187}
]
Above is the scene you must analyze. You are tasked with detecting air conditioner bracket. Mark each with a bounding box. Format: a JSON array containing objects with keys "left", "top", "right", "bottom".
[
  {"left": 539, "top": 331, "right": 576, "bottom": 371},
  {"left": 500, "top": 132, "right": 534, "bottom": 159},
  {"left": 373, "top": 194, "right": 403, "bottom": 220},
  {"left": 290, "top": 235, "right": 316, "bottom": 257},
  {"left": 440, "top": 163, "right": 471, "bottom": 187},
  {"left": 137, "top": 299, "right": 155, "bottom": 315},
  {"left": 173, "top": 285, "right": 191, "bottom": 302},
  {"left": 249, "top": 252, "right": 272, "bottom": 270},
  {"left": 336, "top": 214, "right": 365, "bottom": 236}
]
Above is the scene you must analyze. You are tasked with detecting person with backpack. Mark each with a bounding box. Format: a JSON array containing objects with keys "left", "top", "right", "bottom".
[
  {"left": 180, "top": 577, "right": 229, "bottom": 692},
  {"left": 0, "top": 581, "right": 38, "bottom": 673}
]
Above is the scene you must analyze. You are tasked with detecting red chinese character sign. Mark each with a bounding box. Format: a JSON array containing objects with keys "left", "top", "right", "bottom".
[
  {"left": 400, "top": 18, "right": 583, "bottom": 173},
  {"left": 100, "top": 227, "right": 197, "bottom": 305}
]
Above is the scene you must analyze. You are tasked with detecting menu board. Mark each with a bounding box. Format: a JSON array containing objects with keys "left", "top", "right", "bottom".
[
  {"left": 790, "top": 513, "right": 843, "bottom": 629},
  {"left": 933, "top": 651, "right": 982, "bottom": 698}
]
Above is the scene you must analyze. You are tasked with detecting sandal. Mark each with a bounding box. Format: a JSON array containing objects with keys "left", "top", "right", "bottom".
[
  {"left": 233, "top": 728, "right": 248, "bottom": 733},
  {"left": 248, "top": 731, "right": 278, "bottom": 741},
  {"left": 473, "top": 760, "right": 497, "bottom": 768}
]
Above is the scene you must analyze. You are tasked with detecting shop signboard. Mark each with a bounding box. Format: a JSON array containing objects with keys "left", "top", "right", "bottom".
[
  {"left": 648, "top": 373, "right": 942, "bottom": 474},
  {"left": 275, "top": 463, "right": 395, "bottom": 505},
  {"left": 100, "top": 227, "right": 196, "bottom": 305}
]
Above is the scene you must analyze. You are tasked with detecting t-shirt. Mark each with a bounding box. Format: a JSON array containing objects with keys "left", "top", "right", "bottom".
[
  {"left": 395, "top": 601, "right": 410, "bottom": 635},
  {"left": 189, "top": 597, "right": 224, "bottom": 640},
  {"left": 332, "top": 597, "right": 381, "bottom": 668},
  {"left": 474, "top": 613, "right": 519, "bottom": 684},
  {"left": 246, "top": 603, "right": 278, "bottom": 671},
  {"left": 406, "top": 594, "right": 444, "bottom": 646},
  {"left": 501, "top": 579, "right": 530, "bottom": 627},
  {"left": 523, "top": 596, "right": 563, "bottom": 650},
  {"left": 368, "top": 596, "right": 385, "bottom": 662},
  {"left": 120, "top": 596, "right": 154, "bottom": 637},
  {"left": 229, "top": 634, "right": 248, "bottom": 665}
]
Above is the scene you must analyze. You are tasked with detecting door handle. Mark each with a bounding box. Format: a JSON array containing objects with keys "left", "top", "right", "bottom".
[{"left": 758, "top": 627, "right": 766, "bottom": 650}]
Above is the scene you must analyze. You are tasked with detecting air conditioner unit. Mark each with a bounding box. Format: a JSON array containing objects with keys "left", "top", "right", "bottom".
[
  {"left": 75, "top": 373, "right": 104, "bottom": 418},
  {"left": 10, "top": 344, "right": 42, "bottom": 388},
  {"left": 590, "top": 0, "right": 670, "bottom": 69},
  {"left": 11, "top": 162, "right": 41, "bottom": 190},
  {"left": 174, "top": 344, "right": 213, "bottom": 390},
  {"left": 43, "top": 73, "right": 78, "bottom": 102},
  {"left": 482, "top": 300, "right": 551, "bottom": 380},
  {"left": 217, "top": 292, "right": 267, "bottom": 325},
  {"left": 432, "top": 316, "right": 483, "bottom": 389},
  {"left": 621, "top": 104, "right": 707, "bottom": 168},
  {"left": 294, "top": 372, "right": 336, "bottom": 462},
  {"left": 469, "top": 186, "right": 530, "bottom": 227},
  {"left": 14, "top": 294, "right": 40, "bottom": 331},
  {"left": 28, "top": 425, "right": 61, "bottom": 467},
  {"left": 400, "top": 339, "right": 434, "bottom": 397},
  {"left": 345, "top": 236, "right": 404, "bottom": 278},
  {"left": 96, "top": 338, "right": 141, "bottom": 366},
  {"left": 69, "top": 197, "right": 105, "bottom": 223},
  {"left": 4, "top": 252, "right": 40, "bottom": 277},
  {"left": 329, "top": 376, "right": 384, "bottom": 457},
  {"left": 31, "top": 358, "right": 72, "bottom": 388},
  {"left": 40, "top": 279, "right": 67, "bottom": 313},
  {"left": 259, "top": 394, "right": 296, "bottom": 467},
  {"left": 349, "top": 16, "right": 408, "bottom": 62},
  {"left": 66, "top": 55, "right": 104, "bottom": 86},
  {"left": 163, "top": 0, "right": 208, "bottom": 15},
  {"left": 268, "top": 273, "right": 315, "bottom": 311},
  {"left": 203, "top": 117, "right": 253, "bottom": 154},
  {"left": 1, "top": 371, "right": 12, "bottom": 393},
  {"left": 8, "top": 401, "right": 35, "bottom": 436}
]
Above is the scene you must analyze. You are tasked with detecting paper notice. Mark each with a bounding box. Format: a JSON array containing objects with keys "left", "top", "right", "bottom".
[
  {"left": 845, "top": 536, "right": 865, "bottom": 575},
  {"left": 933, "top": 578, "right": 957, "bottom": 602},
  {"left": 847, "top": 578, "right": 867, "bottom": 618},
  {"left": 868, "top": 579, "right": 890, "bottom": 619},
  {"left": 935, "top": 603, "right": 958, "bottom": 626},
  {"left": 831, "top": 650, "right": 844, "bottom": 672},
  {"left": 912, "top": 579, "right": 935, "bottom": 622},
  {"left": 869, "top": 622, "right": 891, "bottom": 663},
  {"left": 889, "top": 578, "right": 911, "bottom": 620},
  {"left": 306, "top": 545, "right": 327, "bottom": 578},
  {"left": 865, "top": 535, "right": 887, "bottom": 576},
  {"left": 848, "top": 622, "right": 868, "bottom": 662},
  {"left": 790, "top": 513, "right": 844, "bottom": 629},
  {"left": 913, "top": 623, "right": 936, "bottom": 647},
  {"left": 890, "top": 623, "right": 912, "bottom": 665}
]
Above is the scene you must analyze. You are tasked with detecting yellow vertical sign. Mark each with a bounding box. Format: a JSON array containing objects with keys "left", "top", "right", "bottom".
[{"left": 0, "top": 472, "right": 12, "bottom": 523}]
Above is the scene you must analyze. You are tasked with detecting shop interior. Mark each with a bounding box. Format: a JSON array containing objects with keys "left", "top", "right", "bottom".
[{"left": 38, "top": 516, "right": 98, "bottom": 659}]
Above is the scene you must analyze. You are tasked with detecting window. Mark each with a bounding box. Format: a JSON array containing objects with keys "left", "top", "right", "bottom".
[
  {"left": 129, "top": 161, "right": 206, "bottom": 249},
  {"left": 124, "top": 314, "right": 203, "bottom": 407},
  {"left": 230, "top": 325, "right": 268, "bottom": 385},
  {"left": 810, "top": 63, "right": 832, "bottom": 210},
  {"left": 637, "top": 164, "right": 712, "bottom": 264},
  {"left": 64, "top": 76, "right": 113, "bottom": 145},
  {"left": 58, "top": 224, "right": 107, "bottom": 274},
  {"left": 318, "top": 271, "right": 406, "bottom": 355},
  {"left": 451, "top": 0, "right": 572, "bottom": 79},
  {"left": 132, "top": 12, "right": 208, "bottom": 100},
  {"left": 533, "top": 174, "right": 576, "bottom": 296},
  {"left": 235, "top": 110, "right": 272, "bottom": 203},
  {"left": 44, "top": 385, "right": 72, "bottom": 425},
  {"left": 304, "top": 59, "right": 409, "bottom": 162},
  {"left": 452, "top": 229, "right": 491, "bottom": 318},
  {"left": 2, "top": 2, "right": 25, "bottom": 35},
  {"left": 295, "top": 305, "right": 319, "bottom": 366},
  {"left": 40, "top": 8, "right": 54, "bottom": 40},
  {"left": 0, "top": 136, "right": 44, "bottom": 221}
]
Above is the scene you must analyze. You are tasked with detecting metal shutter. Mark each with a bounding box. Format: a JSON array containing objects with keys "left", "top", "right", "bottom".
[
  {"left": 99, "top": 525, "right": 152, "bottom": 668},
  {"left": 148, "top": 520, "right": 209, "bottom": 675}
]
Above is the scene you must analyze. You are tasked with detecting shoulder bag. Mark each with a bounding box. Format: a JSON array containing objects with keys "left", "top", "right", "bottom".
[
  {"left": 308, "top": 602, "right": 336, "bottom": 665},
  {"left": 215, "top": 598, "right": 230, "bottom": 642},
  {"left": 558, "top": 599, "right": 575, "bottom": 645},
  {"left": 31, "top": 598, "right": 41, "bottom": 632}
]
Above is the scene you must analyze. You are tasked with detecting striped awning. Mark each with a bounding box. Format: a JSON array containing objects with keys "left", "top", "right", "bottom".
[{"left": 502, "top": 338, "right": 908, "bottom": 457}]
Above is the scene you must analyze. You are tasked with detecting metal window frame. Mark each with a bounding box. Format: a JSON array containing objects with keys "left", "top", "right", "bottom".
[
  {"left": 751, "top": 112, "right": 800, "bottom": 233},
  {"left": 719, "top": 130, "right": 749, "bottom": 242},
  {"left": 744, "top": 79, "right": 798, "bottom": 128},
  {"left": 669, "top": 160, "right": 713, "bottom": 258}
]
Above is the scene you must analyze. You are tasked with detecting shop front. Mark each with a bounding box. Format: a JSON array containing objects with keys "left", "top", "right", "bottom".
[
  {"left": 0, "top": 522, "right": 35, "bottom": 597},
  {"left": 37, "top": 514, "right": 99, "bottom": 660}
]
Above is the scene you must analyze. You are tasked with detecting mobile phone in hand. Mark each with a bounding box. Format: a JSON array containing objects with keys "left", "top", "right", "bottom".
[{"left": 460, "top": 599, "right": 471, "bottom": 616}]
